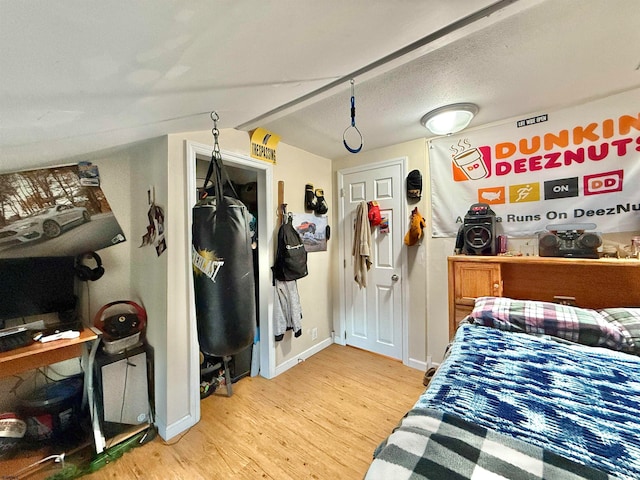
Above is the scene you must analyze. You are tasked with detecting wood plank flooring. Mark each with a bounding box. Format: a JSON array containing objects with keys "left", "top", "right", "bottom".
[{"left": 4, "top": 344, "right": 426, "bottom": 480}]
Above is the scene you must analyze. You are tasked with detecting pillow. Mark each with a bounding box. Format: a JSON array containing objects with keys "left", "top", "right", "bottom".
[
  {"left": 598, "top": 308, "right": 640, "bottom": 355},
  {"left": 469, "top": 296, "right": 626, "bottom": 351}
]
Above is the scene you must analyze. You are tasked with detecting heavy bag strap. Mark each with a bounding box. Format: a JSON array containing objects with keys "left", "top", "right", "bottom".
[
  {"left": 201, "top": 155, "right": 224, "bottom": 202},
  {"left": 200, "top": 112, "right": 240, "bottom": 201}
]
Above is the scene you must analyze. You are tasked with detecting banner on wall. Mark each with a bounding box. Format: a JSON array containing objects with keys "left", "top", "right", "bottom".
[{"left": 429, "top": 89, "right": 640, "bottom": 237}]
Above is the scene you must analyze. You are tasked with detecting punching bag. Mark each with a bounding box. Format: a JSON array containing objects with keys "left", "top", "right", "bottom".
[{"left": 192, "top": 154, "right": 256, "bottom": 357}]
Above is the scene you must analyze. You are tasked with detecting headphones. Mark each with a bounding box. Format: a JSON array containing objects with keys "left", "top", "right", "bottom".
[{"left": 75, "top": 251, "right": 105, "bottom": 282}]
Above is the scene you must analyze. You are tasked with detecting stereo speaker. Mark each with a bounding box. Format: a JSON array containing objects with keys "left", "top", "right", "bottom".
[
  {"left": 538, "top": 223, "right": 601, "bottom": 258},
  {"left": 460, "top": 203, "right": 497, "bottom": 255}
]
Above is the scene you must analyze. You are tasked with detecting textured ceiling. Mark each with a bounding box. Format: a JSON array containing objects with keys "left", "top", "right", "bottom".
[
  {"left": 262, "top": 0, "right": 640, "bottom": 159},
  {"left": 1, "top": 0, "right": 639, "bottom": 170}
]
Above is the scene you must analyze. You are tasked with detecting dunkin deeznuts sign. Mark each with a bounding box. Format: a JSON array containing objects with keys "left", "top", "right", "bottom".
[{"left": 429, "top": 89, "right": 640, "bottom": 237}]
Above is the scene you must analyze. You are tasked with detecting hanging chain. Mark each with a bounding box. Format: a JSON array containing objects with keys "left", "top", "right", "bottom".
[
  {"left": 211, "top": 111, "right": 221, "bottom": 162},
  {"left": 198, "top": 111, "right": 222, "bottom": 200}
]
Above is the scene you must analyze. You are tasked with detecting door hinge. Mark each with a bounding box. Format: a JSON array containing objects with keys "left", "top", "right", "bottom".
[
  {"left": 343, "top": 259, "right": 346, "bottom": 268},
  {"left": 344, "top": 331, "right": 347, "bottom": 340},
  {"left": 340, "top": 188, "right": 345, "bottom": 198}
]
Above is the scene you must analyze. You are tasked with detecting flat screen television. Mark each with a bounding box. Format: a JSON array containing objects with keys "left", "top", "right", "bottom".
[{"left": 0, "top": 256, "right": 77, "bottom": 328}]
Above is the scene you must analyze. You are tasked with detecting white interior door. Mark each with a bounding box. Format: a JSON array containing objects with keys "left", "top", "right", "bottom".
[{"left": 340, "top": 160, "right": 405, "bottom": 360}]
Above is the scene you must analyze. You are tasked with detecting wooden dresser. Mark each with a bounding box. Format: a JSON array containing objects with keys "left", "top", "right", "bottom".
[{"left": 448, "top": 255, "right": 640, "bottom": 338}]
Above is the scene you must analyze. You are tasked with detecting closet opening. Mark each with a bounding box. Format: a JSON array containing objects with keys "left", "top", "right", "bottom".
[{"left": 185, "top": 141, "right": 275, "bottom": 413}]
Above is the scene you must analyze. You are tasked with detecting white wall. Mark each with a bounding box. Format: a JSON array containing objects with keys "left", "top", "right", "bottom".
[
  {"left": 80, "top": 146, "right": 133, "bottom": 314},
  {"left": 125, "top": 137, "right": 176, "bottom": 437},
  {"left": 77, "top": 138, "right": 178, "bottom": 435},
  {"left": 79, "top": 136, "right": 193, "bottom": 440}
]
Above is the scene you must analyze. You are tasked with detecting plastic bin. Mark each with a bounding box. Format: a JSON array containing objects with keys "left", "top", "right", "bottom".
[{"left": 18, "top": 375, "right": 84, "bottom": 442}]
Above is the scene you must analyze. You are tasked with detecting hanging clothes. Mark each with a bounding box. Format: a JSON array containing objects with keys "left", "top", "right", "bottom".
[
  {"left": 274, "top": 279, "right": 303, "bottom": 341},
  {"left": 352, "top": 200, "right": 373, "bottom": 288}
]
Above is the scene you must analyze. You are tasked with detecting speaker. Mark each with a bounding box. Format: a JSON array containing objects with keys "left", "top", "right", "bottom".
[
  {"left": 461, "top": 203, "right": 497, "bottom": 255},
  {"left": 538, "top": 223, "right": 602, "bottom": 258},
  {"left": 75, "top": 251, "right": 104, "bottom": 281},
  {"left": 94, "top": 345, "right": 151, "bottom": 437}
]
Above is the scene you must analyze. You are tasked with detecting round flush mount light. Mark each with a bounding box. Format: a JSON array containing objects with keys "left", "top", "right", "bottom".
[{"left": 420, "top": 103, "right": 479, "bottom": 136}]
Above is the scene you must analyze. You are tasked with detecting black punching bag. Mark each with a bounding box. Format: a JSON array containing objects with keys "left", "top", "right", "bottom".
[{"left": 192, "top": 155, "right": 256, "bottom": 357}]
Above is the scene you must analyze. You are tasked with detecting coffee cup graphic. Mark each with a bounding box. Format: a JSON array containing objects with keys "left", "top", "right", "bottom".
[{"left": 453, "top": 148, "right": 488, "bottom": 180}]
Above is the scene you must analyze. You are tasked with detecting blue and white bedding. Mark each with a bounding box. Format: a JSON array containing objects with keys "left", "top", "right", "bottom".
[{"left": 367, "top": 323, "right": 640, "bottom": 480}]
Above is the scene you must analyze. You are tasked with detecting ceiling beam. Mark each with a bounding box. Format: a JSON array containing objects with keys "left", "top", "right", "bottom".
[{"left": 235, "top": 0, "right": 524, "bottom": 131}]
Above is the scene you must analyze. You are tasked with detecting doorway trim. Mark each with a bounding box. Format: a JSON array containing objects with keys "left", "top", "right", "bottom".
[
  {"left": 185, "top": 141, "right": 276, "bottom": 393},
  {"left": 336, "top": 156, "right": 409, "bottom": 365}
]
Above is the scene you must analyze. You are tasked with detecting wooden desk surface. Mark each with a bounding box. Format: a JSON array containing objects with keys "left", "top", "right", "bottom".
[{"left": 0, "top": 328, "right": 98, "bottom": 378}]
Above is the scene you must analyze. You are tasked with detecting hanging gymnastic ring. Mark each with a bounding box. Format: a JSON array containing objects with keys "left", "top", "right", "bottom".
[
  {"left": 343, "top": 125, "right": 363, "bottom": 153},
  {"left": 343, "top": 80, "right": 363, "bottom": 153}
]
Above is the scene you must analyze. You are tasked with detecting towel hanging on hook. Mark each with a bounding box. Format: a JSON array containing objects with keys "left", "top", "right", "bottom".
[{"left": 343, "top": 79, "right": 363, "bottom": 154}]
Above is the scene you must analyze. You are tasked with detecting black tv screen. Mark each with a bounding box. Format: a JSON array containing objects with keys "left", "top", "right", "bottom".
[{"left": 0, "top": 256, "right": 77, "bottom": 325}]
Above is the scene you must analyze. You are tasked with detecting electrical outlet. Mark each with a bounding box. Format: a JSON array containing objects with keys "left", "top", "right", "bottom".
[{"left": 311, "top": 327, "right": 318, "bottom": 340}]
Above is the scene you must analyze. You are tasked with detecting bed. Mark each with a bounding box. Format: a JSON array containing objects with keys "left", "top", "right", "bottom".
[{"left": 365, "top": 297, "right": 640, "bottom": 480}]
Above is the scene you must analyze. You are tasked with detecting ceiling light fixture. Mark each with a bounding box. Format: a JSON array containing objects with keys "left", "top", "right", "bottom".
[{"left": 420, "top": 103, "right": 478, "bottom": 136}]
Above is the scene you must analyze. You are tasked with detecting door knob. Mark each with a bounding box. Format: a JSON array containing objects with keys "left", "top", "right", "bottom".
[{"left": 391, "top": 274, "right": 399, "bottom": 281}]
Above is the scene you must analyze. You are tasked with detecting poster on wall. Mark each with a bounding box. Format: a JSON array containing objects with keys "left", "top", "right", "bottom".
[
  {"left": 139, "top": 186, "right": 166, "bottom": 257},
  {"left": 429, "top": 89, "right": 640, "bottom": 238},
  {"left": 0, "top": 163, "right": 126, "bottom": 259},
  {"left": 291, "top": 212, "right": 328, "bottom": 252}
]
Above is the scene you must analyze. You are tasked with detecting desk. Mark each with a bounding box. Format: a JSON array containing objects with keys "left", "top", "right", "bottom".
[
  {"left": 0, "top": 327, "right": 107, "bottom": 453},
  {"left": 0, "top": 328, "right": 98, "bottom": 378}
]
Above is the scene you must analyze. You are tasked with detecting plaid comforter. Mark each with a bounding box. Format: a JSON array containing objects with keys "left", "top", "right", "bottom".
[
  {"left": 366, "top": 408, "right": 615, "bottom": 480},
  {"left": 366, "top": 324, "right": 640, "bottom": 480}
]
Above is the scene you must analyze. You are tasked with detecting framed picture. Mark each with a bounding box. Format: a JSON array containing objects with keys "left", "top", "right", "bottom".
[{"left": 291, "top": 212, "right": 328, "bottom": 252}]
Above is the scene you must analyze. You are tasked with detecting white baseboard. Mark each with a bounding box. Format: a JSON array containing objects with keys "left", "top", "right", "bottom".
[
  {"left": 275, "top": 337, "right": 333, "bottom": 377},
  {"left": 158, "top": 413, "right": 198, "bottom": 441},
  {"left": 407, "top": 357, "right": 427, "bottom": 371}
]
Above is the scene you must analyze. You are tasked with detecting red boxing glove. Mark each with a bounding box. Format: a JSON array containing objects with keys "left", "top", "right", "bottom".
[{"left": 368, "top": 201, "right": 382, "bottom": 226}]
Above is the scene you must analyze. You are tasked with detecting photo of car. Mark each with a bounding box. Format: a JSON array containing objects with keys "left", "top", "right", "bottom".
[
  {"left": 295, "top": 221, "right": 316, "bottom": 235},
  {"left": 292, "top": 214, "right": 327, "bottom": 253},
  {"left": 0, "top": 204, "right": 91, "bottom": 247}
]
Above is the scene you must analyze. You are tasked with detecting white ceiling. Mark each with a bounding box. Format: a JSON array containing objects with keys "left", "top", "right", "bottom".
[{"left": 1, "top": 0, "right": 639, "bottom": 171}]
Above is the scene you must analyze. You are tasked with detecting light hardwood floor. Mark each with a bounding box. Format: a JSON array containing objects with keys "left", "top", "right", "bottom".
[{"left": 7, "top": 344, "right": 426, "bottom": 480}]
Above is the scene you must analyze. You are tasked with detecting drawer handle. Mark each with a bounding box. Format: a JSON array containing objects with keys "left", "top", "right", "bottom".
[{"left": 493, "top": 283, "right": 500, "bottom": 289}]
